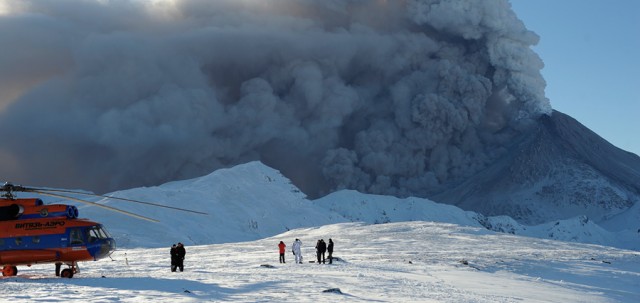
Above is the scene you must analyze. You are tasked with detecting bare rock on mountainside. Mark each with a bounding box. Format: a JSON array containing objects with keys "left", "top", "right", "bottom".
[{"left": 432, "top": 110, "right": 640, "bottom": 225}]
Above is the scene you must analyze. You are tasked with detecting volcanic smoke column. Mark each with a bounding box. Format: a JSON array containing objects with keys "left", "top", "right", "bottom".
[{"left": 0, "top": 0, "right": 550, "bottom": 197}]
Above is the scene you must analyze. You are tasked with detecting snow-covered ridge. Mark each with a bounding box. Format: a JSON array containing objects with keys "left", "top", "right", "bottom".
[
  {"left": 314, "top": 190, "right": 640, "bottom": 251},
  {"left": 29, "top": 161, "right": 635, "bottom": 251}
]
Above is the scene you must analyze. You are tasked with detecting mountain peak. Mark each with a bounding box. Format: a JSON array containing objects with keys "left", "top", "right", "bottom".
[
  {"left": 432, "top": 110, "right": 640, "bottom": 225},
  {"left": 540, "top": 111, "right": 640, "bottom": 191}
]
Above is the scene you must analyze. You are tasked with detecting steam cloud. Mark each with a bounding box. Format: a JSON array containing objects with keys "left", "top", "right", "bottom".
[{"left": 0, "top": 0, "right": 550, "bottom": 197}]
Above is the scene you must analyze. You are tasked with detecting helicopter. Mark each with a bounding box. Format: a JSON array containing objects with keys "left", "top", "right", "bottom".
[{"left": 0, "top": 182, "right": 207, "bottom": 278}]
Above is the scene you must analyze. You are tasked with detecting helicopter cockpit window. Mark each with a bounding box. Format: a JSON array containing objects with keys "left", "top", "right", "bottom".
[
  {"left": 98, "top": 226, "right": 111, "bottom": 239},
  {"left": 70, "top": 228, "right": 84, "bottom": 245},
  {"left": 87, "top": 226, "right": 110, "bottom": 243}
]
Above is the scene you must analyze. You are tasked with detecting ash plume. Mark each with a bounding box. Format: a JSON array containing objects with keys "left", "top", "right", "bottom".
[{"left": 0, "top": 0, "right": 550, "bottom": 197}]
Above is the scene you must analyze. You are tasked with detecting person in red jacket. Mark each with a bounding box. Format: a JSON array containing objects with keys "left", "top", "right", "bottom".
[{"left": 278, "top": 241, "right": 287, "bottom": 263}]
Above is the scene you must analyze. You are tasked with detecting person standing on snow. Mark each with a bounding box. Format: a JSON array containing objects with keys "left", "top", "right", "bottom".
[
  {"left": 292, "top": 239, "right": 303, "bottom": 264},
  {"left": 278, "top": 241, "right": 287, "bottom": 263},
  {"left": 315, "top": 240, "right": 321, "bottom": 264},
  {"left": 327, "top": 239, "right": 334, "bottom": 264},
  {"left": 176, "top": 242, "right": 186, "bottom": 272},
  {"left": 170, "top": 244, "right": 179, "bottom": 272},
  {"left": 316, "top": 239, "right": 327, "bottom": 264}
]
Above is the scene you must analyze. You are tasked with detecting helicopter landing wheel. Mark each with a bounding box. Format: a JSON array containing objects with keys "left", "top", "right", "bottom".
[
  {"left": 2, "top": 265, "right": 18, "bottom": 276},
  {"left": 60, "top": 268, "right": 74, "bottom": 278}
]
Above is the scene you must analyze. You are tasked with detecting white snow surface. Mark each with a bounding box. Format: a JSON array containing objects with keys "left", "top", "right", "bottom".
[
  {"left": 4, "top": 161, "right": 640, "bottom": 302},
  {"left": 3, "top": 222, "right": 640, "bottom": 302}
]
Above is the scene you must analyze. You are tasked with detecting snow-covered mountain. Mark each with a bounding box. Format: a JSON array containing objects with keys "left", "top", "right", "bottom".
[
  {"left": 7, "top": 161, "right": 639, "bottom": 302},
  {"left": 41, "top": 161, "right": 636, "bottom": 251},
  {"left": 75, "top": 162, "right": 343, "bottom": 247},
  {"left": 3, "top": 0, "right": 637, "bottom": 239},
  {"left": 432, "top": 110, "right": 640, "bottom": 228},
  {"left": 11, "top": 107, "right": 639, "bottom": 251}
]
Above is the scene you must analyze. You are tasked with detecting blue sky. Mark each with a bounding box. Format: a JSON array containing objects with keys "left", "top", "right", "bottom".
[{"left": 510, "top": 0, "right": 640, "bottom": 156}]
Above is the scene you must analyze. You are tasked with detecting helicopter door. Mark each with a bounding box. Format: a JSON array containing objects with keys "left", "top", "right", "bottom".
[{"left": 68, "top": 228, "right": 85, "bottom": 247}]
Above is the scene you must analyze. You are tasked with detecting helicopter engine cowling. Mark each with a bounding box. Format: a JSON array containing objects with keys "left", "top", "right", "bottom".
[
  {"left": 67, "top": 205, "right": 79, "bottom": 218},
  {"left": 18, "top": 204, "right": 80, "bottom": 220},
  {"left": 0, "top": 204, "right": 24, "bottom": 221}
]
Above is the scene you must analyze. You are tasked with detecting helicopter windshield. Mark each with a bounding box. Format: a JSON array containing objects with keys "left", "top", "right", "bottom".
[{"left": 87, "top": 225, "right": 111, "bottom": 243}]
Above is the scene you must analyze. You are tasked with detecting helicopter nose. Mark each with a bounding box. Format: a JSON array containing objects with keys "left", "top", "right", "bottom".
[
  {"left": 90, "top": 238, "right": 116, "bottom": 260},
  {"left": 102, "top": 238, "right": 116, "bottom": 256}
]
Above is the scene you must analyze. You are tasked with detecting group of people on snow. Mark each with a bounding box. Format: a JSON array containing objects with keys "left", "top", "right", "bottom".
[
  {"left": 170, "top": 243, "right": 186, "bottom": 272},
  {"left": 168, "top": 238, "right": 336, "bottom": 272},
  {"left": 278, "top": 238, "right": 334, "bottom": 264}
]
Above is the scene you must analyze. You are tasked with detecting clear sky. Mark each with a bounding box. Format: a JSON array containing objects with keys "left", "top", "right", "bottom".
[{"left": 510, "top": 0, "right": 640, "bottom": 156}]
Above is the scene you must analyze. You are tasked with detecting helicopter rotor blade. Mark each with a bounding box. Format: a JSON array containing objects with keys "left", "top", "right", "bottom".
[
  {"left": 20, "top": 187, "right": 208, "bottom": 215},
  {"left": 32, "top": 190, "right": 160, "bottom": 223}
]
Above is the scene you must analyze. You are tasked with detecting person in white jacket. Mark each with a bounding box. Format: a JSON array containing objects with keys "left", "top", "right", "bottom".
[{"left": 292, "top": 239, "right": 303, "bottom": 264}]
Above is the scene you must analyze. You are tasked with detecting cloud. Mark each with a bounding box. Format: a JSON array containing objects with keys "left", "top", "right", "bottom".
[{"left": 0, "top": 0, "right": 550, "bottom": 197}]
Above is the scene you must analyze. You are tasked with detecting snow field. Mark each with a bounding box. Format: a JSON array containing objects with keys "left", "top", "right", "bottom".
[{"left": 3, "top": 222, "right": 639, "bottom": 302}]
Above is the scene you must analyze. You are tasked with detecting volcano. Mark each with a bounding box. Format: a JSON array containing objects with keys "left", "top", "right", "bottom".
[{"left": 432, "top": 110, "right": 640, "bottom": 226}]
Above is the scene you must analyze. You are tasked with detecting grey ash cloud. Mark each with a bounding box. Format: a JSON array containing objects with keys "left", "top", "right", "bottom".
[{"left": 0, "top": 0, "right": 550, "bottom": 197}]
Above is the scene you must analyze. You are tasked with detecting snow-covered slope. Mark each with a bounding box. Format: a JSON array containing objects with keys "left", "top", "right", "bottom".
[
  {"left": 29, "top": 161, "right": 637, "bottom": 251},
  {"left": 6, "top": 161, "right": 640, "bottom": 302},
  {"left": 432, "top": 110, "right": 640, "bottom": 229},
  {"left": 76, "top": 162, "right": 348, "bottom": 247},
  {"left": 3, "top": 222, "right": 639, "bottom": 302},
  {"left": 312, "top": 190, "right": 485, "bottom": 226},
  {"left": 313, "top": 190, "right": 640, "bottom": 251}
]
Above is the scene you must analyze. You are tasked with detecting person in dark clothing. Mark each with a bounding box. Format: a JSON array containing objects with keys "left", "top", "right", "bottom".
[
  {"left": 316, "top": 239, "right": 327, "bottom": 264},
  {"left": 315, "top": 240, "right": 322, "bottom": 264},
  {"left": 55, "top": 262, "right": 62, "bottom": 276},
  {"left": 327, "top": 239, "right": 334, "bottom": 264},
  {"left": 176, "top": 242, "right": 186, "bottom": 272},
  {"left": 170, "top": 244, "right": 178, "bottom": 272}
]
